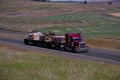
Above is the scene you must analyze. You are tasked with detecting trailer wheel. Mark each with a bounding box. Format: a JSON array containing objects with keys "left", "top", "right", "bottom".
[
  {"left": 55, "top": 45, "right": 59, "bottom": 50},
  {"left": 60, "top": 47, "right": 64, "bottom": 51},
  {"left": 24, "top": 39, "right": 28, "bottom": 45},
  {"left": 37, "top": 42, "right": 40, "bottom": 47},
  {"left": 31, "top": 41, "right": 35, "bottom": 46},
  {"left": 37, "top": 42, "right": 42, "bottom": 47}
]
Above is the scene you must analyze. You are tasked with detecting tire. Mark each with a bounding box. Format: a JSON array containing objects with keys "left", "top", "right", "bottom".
[
  {"left": 84, "top": 50, "right": 89, "bottom": 53},
  {"left": 37, "top": 42, "right": 41, "bottom": 47},
  {"left": 37, "top": 42, "right": 43, "bottom": 47},
  {"left": 73, "top": 48, "right": 76, "bottom": 53},
  {"left": 31, "top": 41, "right": 35, "bottom": 46},
  {"left": 55, "top": 45, "right": 59, "bottom": 50},
  {"left": 24, "top": 39, "right": 28, "bottom": 45},
  {"left": 60, "top": 47, "right": 64, "bottom": 51}
]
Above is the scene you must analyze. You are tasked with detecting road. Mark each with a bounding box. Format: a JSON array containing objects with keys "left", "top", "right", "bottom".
[{"left": 0, "top": 30, "right": 120, "bottom": 65}]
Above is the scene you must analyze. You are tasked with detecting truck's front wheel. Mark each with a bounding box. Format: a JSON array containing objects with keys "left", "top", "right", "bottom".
[{"left": 73, "top": 48, "right": 76, "bottom": 53}]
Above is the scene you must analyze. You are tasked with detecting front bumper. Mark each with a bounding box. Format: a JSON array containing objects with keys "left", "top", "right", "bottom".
[{"left": 76, "top": 47, "right": 89, "bottom": 53}]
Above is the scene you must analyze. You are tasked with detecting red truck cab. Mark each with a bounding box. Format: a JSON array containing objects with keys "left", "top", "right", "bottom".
[{"left": 65, "top": 33, "right": 89, "bottom": 52}]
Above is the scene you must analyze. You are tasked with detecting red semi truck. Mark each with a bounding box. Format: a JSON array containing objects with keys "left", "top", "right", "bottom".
[{"left": 24, "top": 32, "right": 89, "bottom": 53}]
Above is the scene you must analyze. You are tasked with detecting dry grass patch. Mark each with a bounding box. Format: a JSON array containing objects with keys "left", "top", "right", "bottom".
[
  {"left": 85, "top": 38, "right": 120, "bottom": 50},
  {"left": 108, "top": 12, "right": 120, "bottom": 18},
  {"left": 0, "top": 44, "right": 120, "bottom": 80}
]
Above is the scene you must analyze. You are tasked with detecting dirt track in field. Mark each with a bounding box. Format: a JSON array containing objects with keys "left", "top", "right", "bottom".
[{"left": 0, "top": 1, "right": 120, "bottom": 19}]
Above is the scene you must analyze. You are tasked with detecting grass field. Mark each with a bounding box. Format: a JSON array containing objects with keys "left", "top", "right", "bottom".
[
  {"left": 0, "top": 12, "right": 120, "bottom": 37},
  {"left": 0, "top": 0, "right": 120, "bottom": 37},
  {"left": 0, "top": 45, "right": 120, "bottom": 80},
  {"left": 35, "top": 12, "right": 120, "bottom": 37}
]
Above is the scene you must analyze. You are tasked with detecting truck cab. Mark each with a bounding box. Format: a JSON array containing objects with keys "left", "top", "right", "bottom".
[{"left": 65, "top": 33, "right": 89, "bottom": 52}]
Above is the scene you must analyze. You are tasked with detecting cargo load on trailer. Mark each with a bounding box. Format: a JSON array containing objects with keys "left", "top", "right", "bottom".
[
  {"left": 51, "top": 36, "right": 65, "bottom": 50},
  {"left": 24, "top": 32, "right": 43, "bottom": 45}
]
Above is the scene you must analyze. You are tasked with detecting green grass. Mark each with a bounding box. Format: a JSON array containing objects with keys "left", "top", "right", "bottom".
[
  {"left": 35, "top": 12, "right": 120, "bottom": 37},
  {"left": 0, "top": 0, "right": 120, "bottom": 38},
  {"left": 1, "top": 11, "right": 120, "bottom": 37},
  {"left": 0, "top": 47, "right": 120, "bottom": 80}
]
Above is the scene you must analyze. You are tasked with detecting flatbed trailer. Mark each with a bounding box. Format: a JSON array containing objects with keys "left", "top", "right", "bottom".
[{"left": 24, "top": 32, "right": 89, "bottom": 53}]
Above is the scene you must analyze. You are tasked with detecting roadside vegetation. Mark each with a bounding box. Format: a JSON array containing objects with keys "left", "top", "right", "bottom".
[
  {"left": 0, "top": 45, "right": 120, "bottom": 80},
  {"left": 85, "top": 38, "right": 120, "bottom": 50}
]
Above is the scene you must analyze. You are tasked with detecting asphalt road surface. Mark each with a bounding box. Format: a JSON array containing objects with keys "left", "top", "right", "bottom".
[{"left": 0, "top": 30, "right": 120, "bottom": 65}]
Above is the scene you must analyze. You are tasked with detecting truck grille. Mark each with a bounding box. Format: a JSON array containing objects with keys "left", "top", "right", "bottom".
[{"left": 80, "top": 43, "right": 86, "bottom": 48}]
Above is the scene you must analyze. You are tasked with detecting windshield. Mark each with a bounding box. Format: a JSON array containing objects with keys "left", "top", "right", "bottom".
[{"left": 72, "top": 37, "right": 81, "bottom": 41}]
